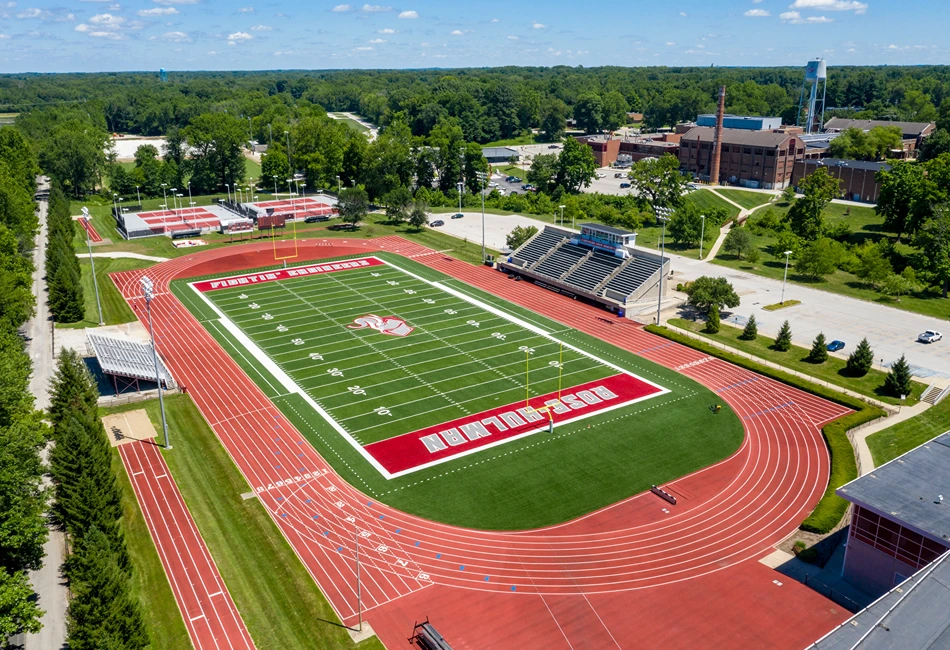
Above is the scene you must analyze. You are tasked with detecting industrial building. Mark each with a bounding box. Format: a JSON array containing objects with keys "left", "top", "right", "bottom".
[
  {"left": 696, "top": 114, "right": 783, "bottom": 131},
  {"left": 836, "top": 433, "right": 950, "bottom": 599},
  {"left": 791, "top": 158, "right": 890, "bottom": 203},
  {"left": 575, "top": 133, "right": 681, "bottom": 167}
]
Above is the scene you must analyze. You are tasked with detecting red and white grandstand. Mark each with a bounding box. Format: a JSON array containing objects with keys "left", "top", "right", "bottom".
[{"left": 247, "top": 196, "right": 337, "bottom": 220}]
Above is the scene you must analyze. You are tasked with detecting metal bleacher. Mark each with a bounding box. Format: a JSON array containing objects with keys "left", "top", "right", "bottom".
[
  {"left": 87, "top": 334, "right": 175, "bottom": 388},
  {"left": 534, "top": 242, "right": 588, "bottom": 279},
  {"left": 511, "top": 229, "right": 565, "bottom": 268},
  {"left": 563, "top": 251, "right": 624, "bottom": 291},
  {"left": 603, "top": 256, "right": 662, "bottom": 296}
]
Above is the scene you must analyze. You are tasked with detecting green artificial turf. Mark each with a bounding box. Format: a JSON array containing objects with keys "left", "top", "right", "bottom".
[
  {"left": 669, "top": 318, "right": 925, "bottom": 407},
  {"left": 171, "top": 252, "right": 744, "bottom": 530},
  {"left": 109, "top": 446, "right": 192, "bottom": 650},
  {"left": 105, "top": 396, "right": 385, "bottom": 650},
  {"left": 58, "top": 257, "right": 154, "bottom": 329},
  {"left": 715, "top": 189, "right": 774, "bottom": 210},
  {"left": 867, "top": 397, "right": 950, "bottom": 466}
]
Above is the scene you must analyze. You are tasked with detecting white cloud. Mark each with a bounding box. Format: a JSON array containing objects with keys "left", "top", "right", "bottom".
[
  {"left": 89, "top": 30, "right": 125, "bottom": 39},
  {"left": 378, "top": 27, "right": 396, "bottom": 33},
  {"left": 16, "top": 7, "right": 43, "bottom": 18},
  {"left": 90, "top": 13, "right": 124, "bottom": 25},
  {"left": 153, "top": 0, "right": 198, "bottom": 5},
  {"left": 273, "top": 50, "right": 291, "bottom": 55},
  {"left": 753, "top": 0, "right": 763, "bottom": 2},
  {"left": 490, "top": 17, "right": 499, "bottom": 22},
  {"left": 665, "top": 41, "right": 675, "bottom": 45},
  {"left": 250, "top": 24, "right": 271, "bottom": 31},
  {"left": 237, "top": 6, "right": 254, "bottom": 12},
  {"left": 207, "top": 50, "right": 217, "bottom": 55},
  {"left": 331, "top": 3, "right": 352, "bottom": 11},
  {"left": 353, "top": 45, "right": 372, "bottom": 50},
  {"left": 744, "top": 8, "right": 769, "bottom": 16},
  {"left": 679, "top": 11, "right": 686, "bottom": 16},
  {"left": 369, "top": 37, "right": 385, "bottom": 43},
  {"left": 361, "top": 4, "right": 391, "bottom": 12},
  {"left": 137, "top": 6, "right": 177, "bottom": 16},
  {"left": 0, "top": 33, "right": 8, "bottom": 38},
  {"left": 450, "top": 29, "right": 463, "bottom": 35},
  {"left": 159, "top": 30, "right": 190, "bottom": 41},
  {"left": 506, "top": 35, "right": 518, "bottom": 40},
  {"left": 780, "top": 10, "right": 833, "bottom": 22},
  {"left": 397, "top": 10, "right": 417, "bottom": 18},
  {"left": 790, "top": 0, "right": 867, "bottom": 13},
  {"left": 227, "top": 31, "right": 252, "bottom": 44},
  {"left": 531, "top": 21, "right": 545, "bottom": 29}
]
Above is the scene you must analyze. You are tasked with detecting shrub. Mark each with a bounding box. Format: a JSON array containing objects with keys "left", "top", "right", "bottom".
[
  {"left": 705, "top": 304, "right": 720, "bottom": 333},
  {"left": 884, "top": 354, "right": 913, "bottom": 398},
  {"left": 739, "top": 314, "right": 758, "bottom": 341},
  {"left": 774, "top": 320, "right": 792, "bottom": 351},
  {"left": 846, "top": 338, "right": 874, "bottom": 376},
  {"left": 808, "top": 333, "right": 828, "bottom": 363}
]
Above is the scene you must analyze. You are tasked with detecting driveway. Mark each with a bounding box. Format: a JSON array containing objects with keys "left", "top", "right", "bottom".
[{"left": 431, "top": 211, "right": 950, "bottom": 379}]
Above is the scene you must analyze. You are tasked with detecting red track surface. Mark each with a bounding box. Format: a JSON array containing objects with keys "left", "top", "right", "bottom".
[
  {"left": 119, "top": 440, "right": 255, "bottom": 649},
  {"left": 76, "top": 216, "right": 103, "bottom": 243},
  {"left": 111, "top": 238, "right": 852, "bottom": 649}
]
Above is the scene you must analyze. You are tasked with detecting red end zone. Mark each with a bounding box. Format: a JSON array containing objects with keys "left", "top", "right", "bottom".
[{"left": 365, "top": 373, "right": 663, "bottom": 476}]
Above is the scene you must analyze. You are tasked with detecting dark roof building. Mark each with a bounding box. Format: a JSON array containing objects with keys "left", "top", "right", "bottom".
[
  {"left": 792, "top": 158, "right": 891, "bottom": 203},
  {"left": 481, "top": 146, "right": 520, "bottom": 163},
  {"left": 836, "top": 433, "right": 950, "bottom": 598}
]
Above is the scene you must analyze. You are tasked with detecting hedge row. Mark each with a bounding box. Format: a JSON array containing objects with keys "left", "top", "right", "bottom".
[{"left": 644, "top": 324, "right": 885, "bottom": 534}]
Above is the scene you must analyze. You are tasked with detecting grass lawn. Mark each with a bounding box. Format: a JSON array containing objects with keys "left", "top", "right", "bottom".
[
  {"left": 494, "top": 165, "right": 526, "bottom": 179},
  {"left": 105, "top": 395, "right": 384, "bottom": 650},
  {"left": 109, "top": 446, "right": 192, "bottom": 650},
  {"left": 245, "top": 156, "right": 262, "bottom": 181},
  {"left": 716, "top": 189, "right": 775, "bottom": 211},
  {"left": 669, "top": 317, "right": 925, "bottom": 407},
  {"left": 58, "top": 257, "right": 155, "bottom": 329},
  {"left": 867, "top": 397, "right": 950, "bottom": 465},
  {"left": 683, "top": 189, "right": 741, "bottom": 220},
  {"left": 712, "top": 201, "right": 950, "bottom": 320},
  {"left": 631, "top": 219, "right": 717, "bottom": 261},
  {"left": 172, "top": 252, "right": 744, "bottom": 530},
  {"left": 483, "top": 133, "right": 547, "bottom": 147}
]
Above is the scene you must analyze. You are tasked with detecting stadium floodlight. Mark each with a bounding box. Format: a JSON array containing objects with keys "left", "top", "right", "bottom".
[
  {"left": 782, "top": 251, "right": 793, "bottom": 305},
  {"left": 699, "top": 214, "right": 707, "bottom": 260},
  {"left": 654, "top": 207, "right": 672, "bottom": 327},
  {"left": 140, "top": 276, "right": 170, "bottom": 449},
  {"left": 136, "top": 185, "right": 141, "bottom": 206},
  {"left": 475, "top": 171, "right": 489, "bottom": 263},
  {"left": 224, "top": 183, "right": 231, "bottom": 203},
  {"left": 559, "top": 204, "right": 566, "bottom": 228},
  {"left": 81, "top": 207, "right": 104, "bottom": 325}
]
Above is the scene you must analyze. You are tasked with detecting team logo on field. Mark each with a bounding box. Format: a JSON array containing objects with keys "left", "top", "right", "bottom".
[{"left": 348, "top": 314, "right": 414, "bottom": 337}]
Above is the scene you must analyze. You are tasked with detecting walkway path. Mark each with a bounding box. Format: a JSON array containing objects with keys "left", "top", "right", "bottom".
[{"left": 76, "top": 251, "right": 170, "bottom": 262}]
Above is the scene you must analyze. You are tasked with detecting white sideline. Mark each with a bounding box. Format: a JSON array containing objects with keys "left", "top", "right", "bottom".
[{"left": 189, "top": 256, "right": 670, "bottom": 480}]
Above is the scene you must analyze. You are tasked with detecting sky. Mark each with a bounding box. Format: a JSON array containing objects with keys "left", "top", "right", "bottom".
[{"left": 0, "top": 0, "right": 946, "bottom": 73}]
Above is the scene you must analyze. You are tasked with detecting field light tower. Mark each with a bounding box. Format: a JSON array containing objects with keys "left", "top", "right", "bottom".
[
  {"left": 141, "top": 276, "right": 170, "bottom": 449},
  {"left": 81, "top": 207, "right": 104, "bottom": 325},
  {"left": 475, "top": 170, "right": 489, "bottom": 262},
  {"left": 654, "top": 206, "right": 674, "bottom": 326}
]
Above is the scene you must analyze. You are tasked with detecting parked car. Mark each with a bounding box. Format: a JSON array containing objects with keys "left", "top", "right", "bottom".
[
  {"left": 827, "top": 340, "right": 846, "bottom": 352},
  {"left": 597, "top": 173, "right": 607, "bottom": 179},
  {"left": 620, "top": 182, "right": 631, "bottom": 189},
  {"left": 918, "top": 330, "right": 943, "bottom": 343},
  {"left": 506, "top": 176, "right": 522, "bottom": 183},
  {"left": 614, "top": 173, "right": 626, "bottom": 178},
  {"left": 430, "top": 219, "right": 445, "bottom": 227},
  {"left": 451, "top": 213, "right": 464, "bottom": 219},
  {"left": 489, "top": 182, "right": 498, "bottom": 188},
  {"left": 548, "top": 144, "right": 559, "bottom": 149}
]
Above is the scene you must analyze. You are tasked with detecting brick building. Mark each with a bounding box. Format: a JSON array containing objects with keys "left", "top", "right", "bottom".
[
  {"left": 678, "top": 126, "right": 811, "bottom": 189},
  {"left": 792, "top": 158, "right": 890, "bottom": 203},
  {"left": 836, "top": 433, "right": 950, "bottom": 598},
  {"left": 576, "top": 134, "right": 681, "bottom": 167}
]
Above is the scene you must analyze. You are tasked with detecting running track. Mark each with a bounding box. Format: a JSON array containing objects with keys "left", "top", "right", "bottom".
[
  {"left": 111, "top": 237, "right": 852, "bottom": 649},
  {"left": 76, "top": 216, "right": 103, "bottom": 243}
]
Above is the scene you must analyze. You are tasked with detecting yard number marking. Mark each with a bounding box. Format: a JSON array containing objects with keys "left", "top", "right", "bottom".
[
  {"left": 549, "top": 360, "right": 563, "bottom": 368},
  {"left": 249, "top": 303, "right": 260, "bottom": 309},
  {"left": 371, "top": 273, "right": 381, "bottom": 277},
  {"left": 373, "top": 407, "right": 392, "bottom": 417},
  {"left": 262, "top": 313, "right": 274, "bottom": 320},
  {"left": 239, "top": 294, "right": 248, "bottom": 299},
  {"left": 444, "top": 309, "right": 457, "bottom": 315},
  {"left": 422, "top": 298, "right": 435, "bottom": 304},
  {"left": 309, "top": 352, "right": 324, "bottom": 361},
  {"left": 466, "top": 319, "right": 480, "bottom": 328},
  {"left": 492, "top": 332, "right": 507, "bottom": 341},
  {"left": 276, "top": 325, "right": 288, "bottom": 332},
  {"left": 347, "top": 385, "right": 366, "bottom": 396},
  {"left": 291, "top": 338, "right": 305, "bottom": 346},
  {"left": 387, "top": 280, "right": 399, "bottom": 286},
  {"left": 518, "top": 346, "right": 535, "bottom": 354},
  {"left": 404, "top": 289, "right": 416, "bottom": 294},
  {"left": 327, "top": 368, "right": 344, "bottom": 377}
]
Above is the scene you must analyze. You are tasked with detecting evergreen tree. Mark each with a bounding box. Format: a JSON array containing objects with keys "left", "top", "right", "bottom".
[
  {"left": 48, "top": 349, "right": 99, "bottom": 438},
  {"left": 740, "top": 314, "right": 758, "bottom": 340},
  {"left": 705, "top": 304, "right": 720, "bottom": 334},
  {"left": 808, "top": 332, "right": 828, "bottom": 363},
  {"left": 774, "top": 320, "right": 792, "bottom": 351},
  {"left": 884, "top": 355, "right": 913, "bottom": 398},
  {"left": 846, "top": 338, "right": 875, "bottom": 376}
]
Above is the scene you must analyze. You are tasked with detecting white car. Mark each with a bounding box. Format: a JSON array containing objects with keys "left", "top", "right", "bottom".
[
  {"left": 918, "top": 330, "right": 943, "bottom": 344},
  {"left": 597, "top": 172, "right": 607, "bottom": 179}
]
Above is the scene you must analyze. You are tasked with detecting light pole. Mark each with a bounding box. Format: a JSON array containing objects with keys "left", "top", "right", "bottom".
[
  {"left": 170, "top": 188, "right": 178, "bottom": 219},
  {"left": 475, "top": 170, "right": 488, "bottom": 262},
  {"left": 187, "top": 183, "right": 193, "bottom": 213},
  {"left": 81, "top": 207, "right": 104, "bottom": 325},
  {"left": 224, "top": 183, "right": 231, "bottom": 204},
  {"left": 456, "top": 181, "right": 464, "bottom": 216},
  {"left": 287, "top": 178, "right": 296, "bottom": 218},
  {"left": 176, "top": 194, "right": 184, "bottom": 222},
  {"left": 336, "top": 175, "right": 341, "bottom": 194},
  {"left": 112, "top": 192, "right": 119, "bottom": 216},
  {"left": 559, "top": 204, "right": 565, "bottom": 227},
  {"left": 781, "top": 250, "right": 793, "bottom": 305},
  {"left": 285, "top": 130, "right": 292, "bottom": 172},
  {"left": 699, "top": 214, "right": 707, "bottom": 260},
  {"left": 136, "top": 185, "right": 141, "bottom": 206},
  {"left": 655, "top": 206, "right": 674, "bottom": 326},
  {"left": 140, "top": 276, "right": 170, "bottom": 449}
]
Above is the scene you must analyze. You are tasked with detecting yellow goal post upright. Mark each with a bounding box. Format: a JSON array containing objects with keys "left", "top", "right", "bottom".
[
  {"left": 522, "top": 343, "right": 562, "bottom": 434},
  {"left": 271, "top": 217, "right": 299, "bottom": 267}
]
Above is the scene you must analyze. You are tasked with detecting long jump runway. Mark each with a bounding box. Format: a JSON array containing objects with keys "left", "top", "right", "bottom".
[{"left": 111, "top": 237, "right": 851, "bottom": 649}]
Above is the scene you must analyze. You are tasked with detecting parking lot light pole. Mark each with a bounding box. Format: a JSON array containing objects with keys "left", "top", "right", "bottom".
[
  {"left": 782, "top": 250, "right": 793, "bottom": 305},
  {"left": 699, "top": 214, "right": 707, "bottom": 260},
  {"left": 141, "top": 276, "right": 170, "bottom": 449},
  {"left": 82, "top": 207, "right": 104, "bottom": 325},
  {"left": 475, "top": 171, "right": 489, "bottom": 262},
  {"left": 559, "top": 204, "right": 565, "bottom": 227},
  {"left": 654, "top": 206, "right": 674, "bottom": 326}
]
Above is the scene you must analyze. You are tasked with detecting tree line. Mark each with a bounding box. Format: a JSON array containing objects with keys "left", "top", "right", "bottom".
[{"left": 46, "top": 182, "right": 85, "bottom": 323}]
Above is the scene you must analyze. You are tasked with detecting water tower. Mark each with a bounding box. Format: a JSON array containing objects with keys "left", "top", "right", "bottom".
[
  {"left": 797, "top": 58, "right": 827, "bottom": 134},
  {"left": 160, "top": 68, "right": 168, "bottom": 83}
]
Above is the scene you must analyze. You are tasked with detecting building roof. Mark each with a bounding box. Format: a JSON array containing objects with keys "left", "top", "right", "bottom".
[
  {"left": 823, "top": 118, "right": 934, "bottom": 138},
  {"left": 800, "top": 158, "right": 892, "bottom": 173},
  {"left": 87, "top": 333, "right": 175, "bottom": 387},
  {"left": 837, "top": 433, "right": 950, "bottom": 545},
  {"left": 581, "top": 223, "right": 635, "bottom": 237},
  {"left": 680, "top": 126, "right": 795, "bottom": 148},
  {"left": 810, "top": 550, "right": 950, "bottom": 650},
  {"left": 481, "top": 146, "right": 519, "bottom": 158}
]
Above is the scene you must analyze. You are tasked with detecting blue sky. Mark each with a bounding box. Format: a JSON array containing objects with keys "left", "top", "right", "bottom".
[{"left": 0, "top": 0, "right": 945, "bottom": 73}]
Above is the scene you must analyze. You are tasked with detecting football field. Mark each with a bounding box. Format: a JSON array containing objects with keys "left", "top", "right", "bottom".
[{"left": 174, "top": 252, "right": 743, "bottom": 529}]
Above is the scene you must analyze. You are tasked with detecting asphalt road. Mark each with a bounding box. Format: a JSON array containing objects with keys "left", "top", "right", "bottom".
[{"left": 434, "top": 211, "right": 950, "bottom": 379}]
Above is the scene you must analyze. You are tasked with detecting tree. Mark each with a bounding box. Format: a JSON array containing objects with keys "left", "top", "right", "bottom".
[
  {"left": 506, "top": 225, "right": 538, "bottom": 251},
  {"left": 855, "top": 241, "right": 894, "bottom": 289},
  {"left": 796, "top": 238, "right": 843, "bottom": 280},
  {"left": 686, "top": 276, "right": 740, "bottom": 313},
  {"left": 827, "top": 126, "right": 903, "bottom": 161},
  {"left": 705, "top": 304, "right": 720, "bottom": 333},
  {"left": 846, "top": 338, "right": 874, "bottom": 376},
  {"left": 601, "top": 91, "right": 629, "bottom": 132},
  {"left": 526, "top": 154, "right": 559, "bottom": 192},
  {"left": 913, "top": 205, "right": 950, "bottom": 297},
  {"left": 723, "top": 227, "right": 753, "bottom": 260},
  {"left": 182, "top": 112, "right": 247, "bottom": 194},
  {"left": 668, "top": 202, "right": 706, "bottom": 247},
  {"left": 875, "top": 162, "right": 931, "bottom": 241},
  {"left": 407, "top": 202, "right": 428, "bottom": 230},
  {"left": 884, "top": 354, "right": 913, "bottom": 398},
  {"left": 807, "top": 333, "right": 828, "bottom": 363},
  {"left": 740, "top": 315, "right": 758, "bottom": 341},
  {"left": 780, "top": 185, "right": 796, "bottom": 204},
  {"left": 786, "top": 167, "right": 840, "bottom": 240},
  {"left": 880, "top": 270, "right": 918, "bottom": 300},
  {"left": 769, "top": 230, "right": 803, "bottom": 260},
  {"left": 38, "top": 120, "right": 110, "bottom": 197},
  {"left": 540, "top": 100, "right": 568, "bottom": 142},
  {"left": 0, "top": 567, "right": 43, "bottom": 639},
  {"left": 627, "top": 155, "right": 688, "bottom": 212},
  {"left": 775, "top": 320, "right": 792, "bottom": 352},
  {"left": 428, "top": 116, "right": 466, "bottom": 193},
  {"left": 261, "top": 149, "right": 291, "bottom": 193},
  {"left": 337, "top": 186, "right": 369, "bottom": 227},
  {"left": 554, "top": 137, "right": 597, "bottom": 193},
  {"left": 0, "top": 225, "right": 35, "bottom": 333},
  {"left": 573, "top": 94, "right": 604, "bottom": 134},
  {"left": 383, "top": 186, "right": 413, "bottom": 223},
  {"left": 919, "top": 129, "right": 950, "bottom": 162},
  {"left": 0, "top": 416, "right": 49, "bottom": 573}
]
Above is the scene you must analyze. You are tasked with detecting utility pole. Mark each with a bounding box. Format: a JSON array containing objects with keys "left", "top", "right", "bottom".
[{"left": 141, "top": 276, "right": 170, "bottom": 449}]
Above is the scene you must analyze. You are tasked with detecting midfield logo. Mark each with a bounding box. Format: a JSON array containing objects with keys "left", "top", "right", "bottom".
[{"left": 348, "top": 314, "right": 414, "bottom": 337}]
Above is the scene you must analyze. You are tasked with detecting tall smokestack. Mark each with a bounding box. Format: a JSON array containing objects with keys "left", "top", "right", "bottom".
[{"left": 709, "top": 86, "right": 726, "bottom": 186}]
